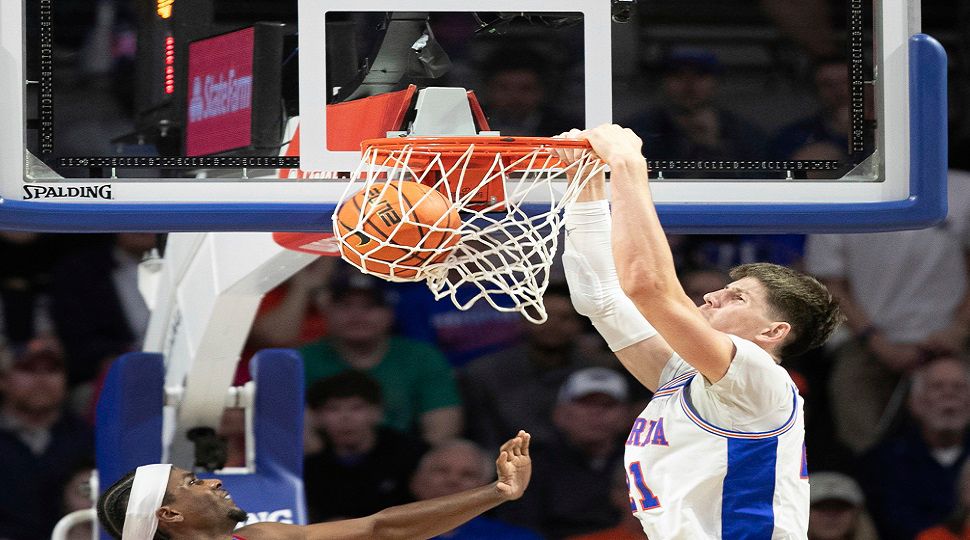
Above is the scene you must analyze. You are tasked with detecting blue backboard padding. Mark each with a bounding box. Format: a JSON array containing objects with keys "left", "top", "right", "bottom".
[
  {"left": 0, "top": 35, "right": 947, "bottom": 233},
  {"left": 95, "top": 353, "right": 166, "bottom": 495},
  {"left": 251, "top": 349, "right": 305, "bottom": 477},
  {"left": 95, "top": 352, "right": 165, "bottom": 540}
]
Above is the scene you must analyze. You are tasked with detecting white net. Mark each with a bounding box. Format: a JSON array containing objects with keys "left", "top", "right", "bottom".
[{"left": 331, "top": 138, "right": 605, "bottom": 323}]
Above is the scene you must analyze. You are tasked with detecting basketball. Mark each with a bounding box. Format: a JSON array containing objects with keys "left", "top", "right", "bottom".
[{"left": 335, "top": 180, "right": 462, "bottom": 278}]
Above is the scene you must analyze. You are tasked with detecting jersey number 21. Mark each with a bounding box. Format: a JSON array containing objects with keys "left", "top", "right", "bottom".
[{"left": 627, "top": 461, "right": 661, "bottom": 512}]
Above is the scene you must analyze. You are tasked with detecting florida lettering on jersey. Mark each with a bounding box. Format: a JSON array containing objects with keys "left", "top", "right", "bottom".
[
  {"left": 623, "top": 335, "right": 810, "bottom": 540},
  {"left": 626, "top": 416, "right": 669, "bottom": 447}
]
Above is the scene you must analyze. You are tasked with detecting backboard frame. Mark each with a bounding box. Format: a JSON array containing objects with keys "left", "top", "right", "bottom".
[
  {"left": 297, "top": 0, "right": 613, "bottom": 172},
  {"left": 0, "top": 0, "right": 948, "bottom": 233}
]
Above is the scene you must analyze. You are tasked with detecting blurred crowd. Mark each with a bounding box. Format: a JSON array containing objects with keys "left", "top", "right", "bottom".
[
  {"left": 4, "top": 188, "right": 970, "bottom": 540},
  {"left": 4, "top": 0, "right": 970, "bottom": 539}
]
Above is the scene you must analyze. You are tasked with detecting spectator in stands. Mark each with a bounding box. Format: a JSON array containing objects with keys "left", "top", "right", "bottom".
[
  {"left": 394, "top": 280, "right": 525, "bottom": 367},
  {"left": 49, "top": 233, "right": 155, "bottom": 393},
  {"left": 248, "top": 257, "right": 335, "bottom": 351},
  {"left": 858, "top": 355, "right": 970, "bottom": 540},
  {"left": 0, "top": 335, "right": 94, "bottom": 540},
  {"left": 300, "top": 270, "right": 463, "bottom": 444},
  {"left": 807, "top": 472, "right": 879, "bottom": 540},
  {"left": 644, "top": 51, "right": 802, "bottom": 270},
  {"left": 303, "top": 370, "right": 426, "bottom": 521},
  {"left": 768, "top": 56, "right": 849, "bottom": 160},
  {"left": 805, "top": 169, "right": 970, "bottom": 453},
  {"left": 479, "top": 46, "right": 582, "bottom": 137},
  {"left": 627, "top": 47, "right": 766, "bottom": 166},
  {"left": 566, "top": 466, "right": 645, "bottom": 540},
  {"left": 235, "top": 257, "right": 336, "bottom": 383},
  {"left": 498, "top": 367, "right": 630, "bottom": 538},
  {"left": 668, "top": 231, "right": 807, "bottom": 276},
  {"left": 917, "top": 458, "right": 970, "bottom": 540},
  {"left": 0, "top": 232, "right": 67, "bottom": 344},
  {"left": 409, "top": 439, "right": 543, "bottom": 539},
  {"left": 460, "top": 284, "right": 613, "bottom": 449},
  {"left": 759, "top": 0, "right": 839, "bottom": 59}
]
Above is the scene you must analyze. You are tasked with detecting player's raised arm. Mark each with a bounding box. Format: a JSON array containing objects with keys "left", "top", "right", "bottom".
[
  {"left": 582, "top": 124, "right": 737, "bottom": 383},
  {"left": 97, "top": 435, "right": 530, "bottom": 540},
  {"left": 557, "top": 130, "right": 674, "bottom": 391},
  {"left": 300, "top": 430, "right": 532, "bottom": 540}
]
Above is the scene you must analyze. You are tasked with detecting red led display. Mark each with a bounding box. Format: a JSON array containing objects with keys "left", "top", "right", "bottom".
[
  {"left": 185, "top": 27, "right": 255, "bottom": 156},
  {"left": 164, "top": 36, "right": 175, "bottom": 94}
]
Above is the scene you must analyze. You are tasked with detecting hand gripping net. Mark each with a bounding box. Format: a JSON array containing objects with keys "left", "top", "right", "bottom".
[{"left": 332, "top": 137, "right": 605, "bottom": 323}]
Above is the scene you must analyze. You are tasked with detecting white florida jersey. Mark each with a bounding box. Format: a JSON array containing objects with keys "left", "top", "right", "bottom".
[{"left": 624, "top": 335, "right": 809, "bottom": 540}]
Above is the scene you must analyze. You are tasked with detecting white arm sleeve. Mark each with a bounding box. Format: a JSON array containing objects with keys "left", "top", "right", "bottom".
[{"left": 563, "top": 200, "right": 658, "bottom": 351}]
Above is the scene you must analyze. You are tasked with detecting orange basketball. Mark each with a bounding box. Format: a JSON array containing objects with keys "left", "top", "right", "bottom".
[{"left": 335, "top": 181, "right": 462, "bottom": 278}]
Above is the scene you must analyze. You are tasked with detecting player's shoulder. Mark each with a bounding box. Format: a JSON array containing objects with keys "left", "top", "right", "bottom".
[
  {"left": 726, "top": 334, "right": 795, "bottom": 379},
  {"left": 726, "top": 334, "right": 776, "bottom": 363},
  {"left": 659, "top": 334, "right": 793, "bottom": 390},
  {"left": 656, "top": 352, "right": 695, "bottom": 387}
]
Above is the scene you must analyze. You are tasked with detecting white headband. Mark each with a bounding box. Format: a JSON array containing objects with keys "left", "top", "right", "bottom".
[{"left": 122, "top": 464, "right": 173, "bottom": 540}]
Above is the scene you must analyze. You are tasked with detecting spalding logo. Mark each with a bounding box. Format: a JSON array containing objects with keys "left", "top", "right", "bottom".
[
  {"left": 23, "top": 184, "right": 113, "bottom": 200},
  {"left": 241, "top": 509, "right": 294, "bottom": 525}
]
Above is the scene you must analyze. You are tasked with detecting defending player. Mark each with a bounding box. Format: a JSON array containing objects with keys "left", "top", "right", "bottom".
[
  {"left": 558, "top": 125, "right": 842, "bottom": 539},
  {"left": 96, "top": 431, "right": 530, "bottom": 540}
]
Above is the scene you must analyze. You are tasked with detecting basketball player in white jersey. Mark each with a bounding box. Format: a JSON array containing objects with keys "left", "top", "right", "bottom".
[{"left": 558, "top": 125, "right": 843, "bottom": 539}]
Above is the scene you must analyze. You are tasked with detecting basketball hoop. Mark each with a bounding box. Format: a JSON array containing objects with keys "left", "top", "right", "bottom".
[{"left": 332, "top": 136, "right": 605, "bottom": 323}]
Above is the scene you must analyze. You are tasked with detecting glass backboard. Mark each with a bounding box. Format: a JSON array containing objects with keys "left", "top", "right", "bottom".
[{"left": 0, "top": 0, "right": 947, "bottom": 232}]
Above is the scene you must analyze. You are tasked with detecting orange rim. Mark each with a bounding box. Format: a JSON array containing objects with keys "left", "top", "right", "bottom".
[
  {"left": 358, "top": 136, "right": 594, "bottom": 172},
  {"left": 361, "top": 136, "right": 589, "bottom": 155}
]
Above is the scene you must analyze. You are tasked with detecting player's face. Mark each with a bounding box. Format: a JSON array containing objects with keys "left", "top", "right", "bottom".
[
  {"left": 698, "top": 277, "right": 782, "bottom": 343},
  {"left": 162, "top": 468, "right": 248, "bottom": 528}
]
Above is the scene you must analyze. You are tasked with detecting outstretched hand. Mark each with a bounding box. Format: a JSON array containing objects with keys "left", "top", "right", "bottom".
[
  {"left": 581, "top": 124, "right": 645, "bottom": 166},
  {"left": 495, "top": 430, "right": 531, "bottom": 501}
]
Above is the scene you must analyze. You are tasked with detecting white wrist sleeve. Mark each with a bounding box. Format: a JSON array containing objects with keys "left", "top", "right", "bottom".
[{"left": 563, "top": 200, "right": 658, "bottom": 352}]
